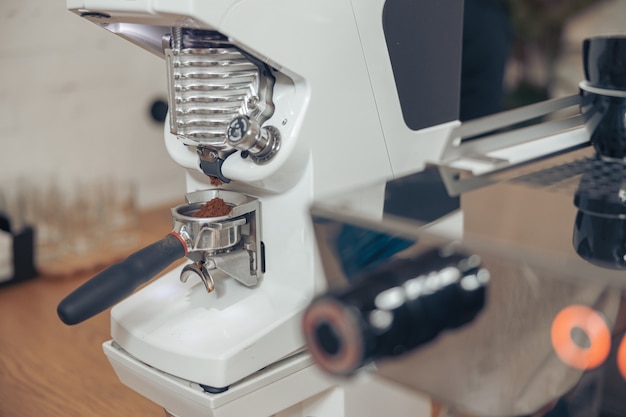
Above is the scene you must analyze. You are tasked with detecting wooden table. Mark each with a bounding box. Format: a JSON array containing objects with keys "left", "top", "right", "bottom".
[{"left": 0, "top": 204, "right": 178, "bottom": 417}]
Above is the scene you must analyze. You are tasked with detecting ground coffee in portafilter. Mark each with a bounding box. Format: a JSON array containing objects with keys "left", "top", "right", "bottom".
[{"left": 193, "top": 197, "right": 232, "bottom": 217}]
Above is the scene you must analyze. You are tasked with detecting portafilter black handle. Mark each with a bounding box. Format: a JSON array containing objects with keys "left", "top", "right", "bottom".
[{"left": 57, "top": 232, "right": 187, "bottom": 325}]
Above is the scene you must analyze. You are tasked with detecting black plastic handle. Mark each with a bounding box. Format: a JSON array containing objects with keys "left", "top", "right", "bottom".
[{"left": 57, "top": 233, "right": 187, "bottom": 325}]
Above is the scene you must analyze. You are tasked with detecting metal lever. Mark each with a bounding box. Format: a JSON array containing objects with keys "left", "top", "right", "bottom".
[{"left": 226, "top": 116, "right": 280, "bottom": 163}]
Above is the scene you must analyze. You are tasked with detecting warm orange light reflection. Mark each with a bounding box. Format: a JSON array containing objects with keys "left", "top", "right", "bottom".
[{"left": 551, "top": 305, "right": 611, "bottom": 370}]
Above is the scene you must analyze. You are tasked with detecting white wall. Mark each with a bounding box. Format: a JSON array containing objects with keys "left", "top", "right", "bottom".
[{"left": 0, "top": 0, "right": 185, "bottom": 208}]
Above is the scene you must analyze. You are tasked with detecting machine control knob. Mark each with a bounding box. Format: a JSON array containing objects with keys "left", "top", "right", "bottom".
[
  {"left": 302, "top": 247, "right": 489, "bottom": 376},
  {"left": 226, "top": 116, "right": 280, "bottom": 163}
]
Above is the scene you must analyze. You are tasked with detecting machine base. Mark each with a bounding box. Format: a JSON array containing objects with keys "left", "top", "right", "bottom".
[
  {"left": 103, "top": 340, "right": 432, "bottom": 417},
  {"left": 110, "top": 263, "right": 309, "bottom": 388}
]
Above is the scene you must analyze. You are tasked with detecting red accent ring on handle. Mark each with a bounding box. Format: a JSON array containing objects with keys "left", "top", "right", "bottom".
[{"left": 169, "top": 231, "right": 189, "bottom": 256}]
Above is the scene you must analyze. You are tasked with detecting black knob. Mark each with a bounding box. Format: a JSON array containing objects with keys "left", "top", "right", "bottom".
[
  {"left": 302, "top": 247, "right": 489, "bottom": 375},
  {"left": 583, "top": 36, "right": 626, "bottom": 90},
  {"left": 149, "top": 99, "right": 169, "bottom": 124},
  {"left": 573, "top": 158, "right": 626, "bottom": 270},
  {"left": 580, "top": 36, "right": 626, "bottom": 159}
]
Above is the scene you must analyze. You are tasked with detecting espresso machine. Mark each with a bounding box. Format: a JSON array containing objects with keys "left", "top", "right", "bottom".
[
  {"left": 303, "top": 36, "right": 626, "bottom": 417},
  {"left": 58, "top": 1, "right": 465, "bottom": 416}
]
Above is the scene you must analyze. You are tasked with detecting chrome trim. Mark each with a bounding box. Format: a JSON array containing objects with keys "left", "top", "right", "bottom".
[
  {"left": 166, "top": 29, "right": 275, "bottom": 149},
  {"left": 436, "top": 94, "right": 590, "bottom": 195}
]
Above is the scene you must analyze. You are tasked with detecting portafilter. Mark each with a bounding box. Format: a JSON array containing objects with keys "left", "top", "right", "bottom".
[{"left": 57, "top": 189, "right": 261, "bottom": 325}]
